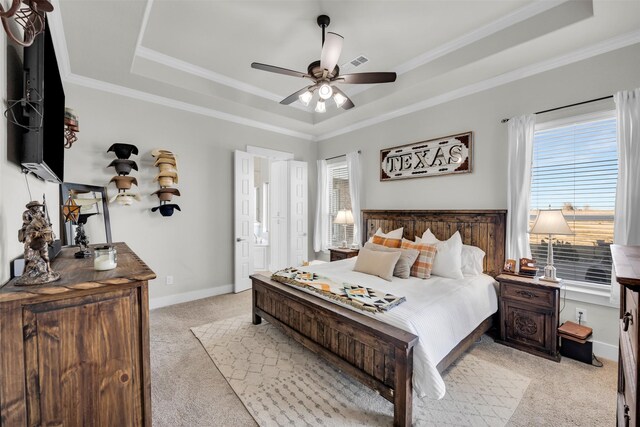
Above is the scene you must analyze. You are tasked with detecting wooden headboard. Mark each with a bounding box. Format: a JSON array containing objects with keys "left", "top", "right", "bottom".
[{"left": 362, "top": 210, "right": 507, "bottom": 277}]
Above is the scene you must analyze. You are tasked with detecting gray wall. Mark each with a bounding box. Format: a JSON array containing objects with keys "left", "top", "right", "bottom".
[
  {"left": 317, "top": 44, "right": 640, "bottom": 352},
  {"left": 62, "top": 84, "right": 317, "bottom": 302}
]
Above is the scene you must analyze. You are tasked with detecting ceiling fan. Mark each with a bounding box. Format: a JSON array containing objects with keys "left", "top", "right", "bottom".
[{"left": 251, "top": 15, "right": 397, "bottom": 112}]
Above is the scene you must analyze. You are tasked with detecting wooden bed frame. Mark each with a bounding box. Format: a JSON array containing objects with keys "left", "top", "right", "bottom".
[{"left": 251, "top": 210, "right": 506, "bottom": 426}]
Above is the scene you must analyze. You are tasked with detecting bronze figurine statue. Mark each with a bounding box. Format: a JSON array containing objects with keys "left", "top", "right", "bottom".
[{"left": 16, "top": 200, "right": 60, "bottom": 285}]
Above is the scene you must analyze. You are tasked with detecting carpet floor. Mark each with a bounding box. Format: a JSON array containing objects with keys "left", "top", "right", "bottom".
[{"left": 150, "top": 291, "right": 617, "bottom": 426}]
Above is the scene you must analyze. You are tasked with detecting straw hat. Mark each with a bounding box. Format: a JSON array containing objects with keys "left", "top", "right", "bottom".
[
  {"left": 151, "top": 149, "right": 174, "bottom": 158},
  {"left": 154, "top": 156, "right": 177, "bottom": 167},
  {"left": 109, "top": 176, "right": 138, "bottom": 190},
  {"left": 154, "top": 171, "right": 178, "bottom": 187},
  {"left": 158, "top": 163, "right": 177, "bottom": 174},
  {"left": 109, "top": 192, "right": 141, "bottom": 206}
]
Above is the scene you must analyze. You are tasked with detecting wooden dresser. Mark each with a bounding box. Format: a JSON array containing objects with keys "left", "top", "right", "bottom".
[
  {"left": 612, "top": 245, "right": 640, "bottom": 427},
  {"left": 496, "top": 274, "right": 561, "bottom": 362},
  {"left": 0, "top": 243, "right": 156, "bottom": 426}
]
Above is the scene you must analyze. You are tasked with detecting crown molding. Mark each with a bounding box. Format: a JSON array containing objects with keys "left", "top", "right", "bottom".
[
  {"left": 135, "top": 46, "right": 289, "bottom": 104},
  {"left": 394, "top": 0, "right": 568, "bottom": 76},
  {"left": 316, "top": 30, "right": 640, "bottom": 141},
  {"left": 65, "top": 73, "right": 316, "bottom": 141}
]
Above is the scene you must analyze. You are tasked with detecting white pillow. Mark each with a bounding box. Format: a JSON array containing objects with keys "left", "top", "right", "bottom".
[
  {"left": 368, "top": 227, "right": 403, "bottom": 242},
  {"left": 421, "top": 229, "right": 464, "bottom": 279},
  {"left": 461, "top": 245, "right": 485, "bottom": 276}
]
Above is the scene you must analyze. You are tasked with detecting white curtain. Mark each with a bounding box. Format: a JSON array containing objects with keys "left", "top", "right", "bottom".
[
  {"left": 611, "top": 88, "right": 640, "bottom": 303},
  {"left": 313, "top": 159, "right": 329, "bottom": 252},
  {"left": 346, "top": 152, "right": 362, "bottom": 247},
  {"left": 506, "top": 115, "right": 536, "bottom": 264}
]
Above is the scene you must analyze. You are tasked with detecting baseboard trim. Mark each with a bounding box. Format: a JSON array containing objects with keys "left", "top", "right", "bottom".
[
  {"left": 149, "top": 285, "right": 233, "bottom": 310},
  {"left": 592, "top": 340, "right": 618, "bottom": 361}
]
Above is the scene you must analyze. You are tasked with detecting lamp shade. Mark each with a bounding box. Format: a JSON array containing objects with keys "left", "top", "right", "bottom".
[
  {"left": 529, "top": 209, "right": 573, "bottom": 235},
  {"left": 334, "top": 209, "right": 354, "bottom": 225}
]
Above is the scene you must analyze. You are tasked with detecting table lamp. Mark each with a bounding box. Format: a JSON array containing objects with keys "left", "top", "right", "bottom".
[
  {"left": 529, "top": 208, "right": 573, "bottom": 283},
  {"left": 334, "top": 209, "right": 354, "bottom": 248}
]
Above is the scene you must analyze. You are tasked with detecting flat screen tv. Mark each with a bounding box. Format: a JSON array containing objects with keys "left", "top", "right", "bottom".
[{"left": 22, "top": 18, "right": 65, "bottom": 183}]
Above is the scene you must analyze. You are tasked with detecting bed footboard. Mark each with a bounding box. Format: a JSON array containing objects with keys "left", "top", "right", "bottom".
[{"left": 251, "top": 274, "right": 418, "bottom": 427}]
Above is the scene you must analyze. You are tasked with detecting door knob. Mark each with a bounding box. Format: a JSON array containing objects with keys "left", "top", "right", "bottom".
[{"left": 236, "top": 238, "right": 245, "bottom": 242}]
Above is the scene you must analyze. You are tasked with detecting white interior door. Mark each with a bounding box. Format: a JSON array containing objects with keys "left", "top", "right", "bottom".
[
  {"left": 288, "top": 160, "right": 308, "bottom": 266},
  {"left": 234, "top": 150, "right": 255, "bottom": 293}
]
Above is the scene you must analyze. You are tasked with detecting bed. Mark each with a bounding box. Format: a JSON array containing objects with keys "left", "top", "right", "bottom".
[{"left": 251, "top": 210, "right": 506, "bottom": 426}]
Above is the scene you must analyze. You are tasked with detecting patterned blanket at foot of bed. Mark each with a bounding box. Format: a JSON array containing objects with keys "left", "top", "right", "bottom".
[{"left": 271, "top": 268, "right": 406, "bottom": 313}]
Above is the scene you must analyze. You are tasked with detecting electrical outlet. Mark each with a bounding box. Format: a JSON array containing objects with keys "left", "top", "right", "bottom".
[
  {"left": 575, "top": 307, "right": 587, "bottom": 323},
  {"left": 166, "top": 275, "right": 174, "bottom": 285}
]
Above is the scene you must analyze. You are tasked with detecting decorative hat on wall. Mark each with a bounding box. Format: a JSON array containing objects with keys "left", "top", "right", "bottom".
[
  {"left": 151, "top": 188, "right": 181, "bottom": 202},
  {"left": 108, "top": 159, "right": 138, "bottom": 176},
  {"left": 108, "top": 143, "right": 139, "bottom": 159},
  {"left": 109, "top": 192, "right": 141, "bottom": 206},
  {"left": 151, "top": 204, "right": 181, "bottom": 217},
  {"left": 107, "top": 142, "right": 139, "bottom": 205},
  {"left": 151, "top": 149, "right": 181, "bottom": 216}
]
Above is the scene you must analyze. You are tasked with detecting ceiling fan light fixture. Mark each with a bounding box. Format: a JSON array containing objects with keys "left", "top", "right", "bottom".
[
  {"left": 333, "top": 91, "right": 347, "bottom": 108},
  {"left": 315, "top": 100, "right": 326, "bottom": 113},
  {"left": 298, "top": 90, "right": 313, "bottom": 106},
  {"left": 318, "top": 83, "right": 333, "bottom": 100}
]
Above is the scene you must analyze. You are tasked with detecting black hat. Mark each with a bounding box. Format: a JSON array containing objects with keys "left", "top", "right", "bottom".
[
  {"left": 151, "top": 204, "right": 181, "bottom": 217},
  {"left": 107, "top": 143, "right": 139, "bottom": 159}
]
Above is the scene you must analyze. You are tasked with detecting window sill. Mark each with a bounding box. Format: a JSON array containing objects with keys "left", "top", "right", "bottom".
[{"left": 562, "top": 281, "right": 618, "bottom": 308}]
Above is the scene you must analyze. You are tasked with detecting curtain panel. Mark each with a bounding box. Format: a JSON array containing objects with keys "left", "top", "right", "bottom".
[
  {"left": 506, "top": 114, "right": 536, "bottom": 267},
  {"left": 346, "top": 152, "right": 362, "bottom": 246},
  {"left": 612, "top": 88, "right": 640, "bottom": 303}
]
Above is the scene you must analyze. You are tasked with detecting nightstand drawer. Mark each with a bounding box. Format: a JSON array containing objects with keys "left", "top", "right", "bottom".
[
  {"left": 329, "top": 248, "right": 359, "bottom": 262},
  {"left": 502, "top": 282, "right": 554, "bottom": 308}
]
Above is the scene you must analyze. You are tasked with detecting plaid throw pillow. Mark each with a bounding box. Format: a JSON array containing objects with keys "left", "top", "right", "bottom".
[
  {"left": 401, "top": 239, "right": 437, "bottom": 279},
  {"left": 372, "top": 235, "right": 402, "bottom": 248}
]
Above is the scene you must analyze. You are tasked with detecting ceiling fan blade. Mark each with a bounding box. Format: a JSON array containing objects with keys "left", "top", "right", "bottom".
[
  {"left": 280, "top": 86, "right": 314, "bottom": 105},
  {"left": 251, "top": 62, "right": 309, "bottom": 78},
  {"left": 320, "top": 32, "right": 343, "bottom": 75},
  {"left": 332, "top": 87, "right": 355, "bottom": 110},
  {"left": 338, "top": 72, "right": 397, "bottom": 84}
]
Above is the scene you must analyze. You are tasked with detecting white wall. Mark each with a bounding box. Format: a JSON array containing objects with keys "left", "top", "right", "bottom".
[
  {"left": 61, "top": 84, "right": 316, "bottom": 304},
  {"left": 317, "top": 44, "right": 640, "bottom": 354},
  {"left": 1, "top": 35, "right": 59, "bottom": 284}
]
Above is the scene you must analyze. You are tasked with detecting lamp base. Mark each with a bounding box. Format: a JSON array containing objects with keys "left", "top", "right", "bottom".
[
  {"left": 340, "top": 240, "right": 347, "bottom": 248},
  {"left": 539, "top": 264, "right": 561, "bottom": 283}
]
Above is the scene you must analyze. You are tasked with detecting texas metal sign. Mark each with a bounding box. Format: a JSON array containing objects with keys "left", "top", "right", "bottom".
[{"left": 380, "top": 132, "right": 473, "bottom": 181}]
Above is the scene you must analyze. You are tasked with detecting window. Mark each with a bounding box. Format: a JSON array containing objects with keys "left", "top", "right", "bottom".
[
  {"left": 529, "top": 113, "right": 617, "bottom": 287},
  {"left": 327, "top": 161, "right": 353, "bottom": 247}
]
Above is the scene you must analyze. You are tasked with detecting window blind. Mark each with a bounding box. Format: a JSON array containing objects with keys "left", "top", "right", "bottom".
[
  {"left": 328, "top": 162, "right": 354, "bottom": 247},
  {"left": 529, "top": 116, "right": 617, "bottom": 286}
]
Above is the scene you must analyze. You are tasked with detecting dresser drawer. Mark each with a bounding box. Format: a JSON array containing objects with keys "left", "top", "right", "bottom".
[
  {"left": 501, "top": 282, "right": 554, "bottom": 308},
  {"left": 623, "top": 287, "right": 639, "bottom": 358}
]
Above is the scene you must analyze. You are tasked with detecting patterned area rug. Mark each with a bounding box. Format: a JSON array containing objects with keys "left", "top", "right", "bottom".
[{"left": 191, "top": 316, "right": 530, "bottom": 427}]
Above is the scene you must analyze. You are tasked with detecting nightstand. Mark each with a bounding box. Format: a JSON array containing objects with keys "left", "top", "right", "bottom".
[
  {"left": 329, "top": 247, "right": 359, "bottom": 262},
  {"left": 496, "top": 274, "right": 561, "bottom": 362}
]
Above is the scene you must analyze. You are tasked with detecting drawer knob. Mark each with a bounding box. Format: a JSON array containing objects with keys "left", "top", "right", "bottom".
[
  {"left": 624, "top": 404, "right": 630, "bottom": 427},
  {"left": 623, "top": 312, "right": 633, "bottom": 332},
  {"left": 515, "top": 290, "right": 538, "bottom": 299}
]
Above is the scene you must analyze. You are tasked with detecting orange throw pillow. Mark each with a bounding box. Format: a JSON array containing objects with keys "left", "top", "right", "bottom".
[
  {"left": 372, "top": 235, "right": 402, "bottom": 248},
  {"left": 401, "top": 239, "right": 437, "bottom": 279}
]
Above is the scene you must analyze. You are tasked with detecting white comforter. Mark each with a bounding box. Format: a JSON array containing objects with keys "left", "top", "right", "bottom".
[{"left": 299, "top": 258, "right": 498, "bottom": 400}]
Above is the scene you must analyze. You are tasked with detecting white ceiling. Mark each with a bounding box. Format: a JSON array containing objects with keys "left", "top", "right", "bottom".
[{"left": 52, "top": 0, "right": 640, "bottom": 141}]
